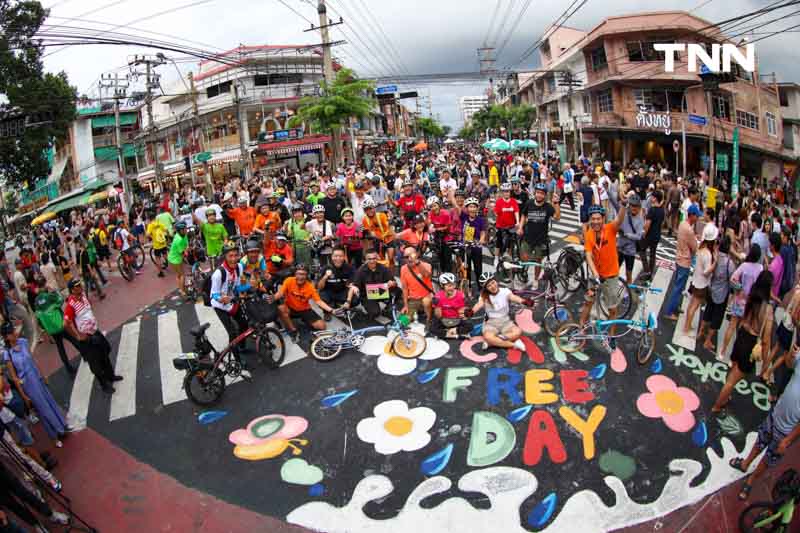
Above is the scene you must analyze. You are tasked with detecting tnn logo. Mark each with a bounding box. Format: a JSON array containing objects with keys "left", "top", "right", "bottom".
[{"left": 654, "top": 43, "right": 755, "bottom": 73}]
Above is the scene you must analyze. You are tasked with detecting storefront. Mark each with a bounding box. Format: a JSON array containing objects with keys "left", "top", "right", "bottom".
[{"left": 252, "top": 134, "right": 330, "bottom": 172}]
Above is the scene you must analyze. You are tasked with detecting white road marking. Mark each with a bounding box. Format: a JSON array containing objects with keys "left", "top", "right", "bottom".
[
  {"left": 158, "top": 311, "right": 185, "bottom": 406},
  {"left": 109, "top": 320, "right": 140, "bottom": 422},
  {"left": 66, "top": 358, "right": 94, "bottom": 431}
]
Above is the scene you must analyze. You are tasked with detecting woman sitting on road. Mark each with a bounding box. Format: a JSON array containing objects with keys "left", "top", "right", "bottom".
[{"left": 470, "top": 273, "right": 528, "bottom": 351}]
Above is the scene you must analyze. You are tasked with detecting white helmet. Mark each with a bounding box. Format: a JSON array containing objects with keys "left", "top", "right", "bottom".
[
  {"left": 500, "top": 182, "right": 512, "bottom": 191},
  {"left": 479, "top": 272, "right": 495, "bottom": 287},
  {"left": 403, "top": 179, "right": 413, "bottom": 187},
  {"left": 362, "top": 197, "right": 376, "bottom": 209},
  {"left": 464, "top": 196, "right": 480, "bottom": 206},
  {"left": 312, "top": 204, "right": 326, "bottom": 214},
  {"left": 426, "top": 196, "right": 441, "bottom": 208},
  {"left": 439, "top": 272, "right": 456, "bottom": 285}
]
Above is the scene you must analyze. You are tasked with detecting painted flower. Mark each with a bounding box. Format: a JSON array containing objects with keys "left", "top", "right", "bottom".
[
  {"left": 636, "top": 375, "right": 700, "bottom": 433},
  {"left": 229, "top": 414, "right": 308, "bottom": 446},
  {"left": 356, "top": 400, "right": 435, "bottom": 454},
  {"left": 358, "top": 325, "right": 449, "bottom": 376}
]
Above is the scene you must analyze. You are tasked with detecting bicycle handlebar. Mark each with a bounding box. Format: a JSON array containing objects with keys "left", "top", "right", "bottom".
[
  {"left": 628, "top": 283, "right": 663, "bottom": 294},
  {"left": 503, "top": 260, "right": 548, "bottom": 270}
]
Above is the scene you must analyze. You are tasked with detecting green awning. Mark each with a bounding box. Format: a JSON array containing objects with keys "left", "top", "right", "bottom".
[
  {"left": 48, "top": 191, "right": 92, "bottom": 214},
  {"left": 122, "top": 143, "right": 143, "bottom": 158},
  {"left": 94, "top": 146, "right": 118, "bottom": 161},
  {"left": 91, "top": 113, "right": 138, "bottom": 128}
]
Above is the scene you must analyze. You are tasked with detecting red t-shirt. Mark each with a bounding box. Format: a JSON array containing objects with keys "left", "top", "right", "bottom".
[
  {"left": 494, "top": 197, "right": 519, "bottom": 229},
  {"left": 397, "top": 193, "right": 424, "bottom": 215},
  {"left": 429, "top": 210, "right": 452, "bottom": 240}
]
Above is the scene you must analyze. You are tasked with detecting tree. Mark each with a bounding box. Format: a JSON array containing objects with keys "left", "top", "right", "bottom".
[
  {"left": 288, "top": 67, "right": 373, "bottom": 167},
  {"left": 470, "top": 104, "right": 537, "bottom": 140},
  {"left": 442, "top": 125, "right": 452, "bottom": 137},
  {"left": 0, "top": 1, "right": 77, "bottom": 188},
  {"left": 458, "top": 124, "right": 474, "bottom": 140},
  {"left": 416, "top": 117, "right": 445, "bottom": 142}
]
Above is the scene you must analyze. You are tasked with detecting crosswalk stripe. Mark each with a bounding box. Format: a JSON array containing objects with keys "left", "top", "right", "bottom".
[
  {"left": 66, "top": 358, "right": 94, "bottom": 431},
  {"left": 158, "top": 310, "right": 185, "bottom": 407},
  {"left": 551, "top": 230, "right": 569, "bottom": 239},
  {"left": 193, "top": 304, "right": 229, "bottom": 356},
  {"left": 109, "top": 321, "right": 140, "bottom": 422},
  {"left": 671, "top": 295, "right": 698, "bottom": 352},
  {"left": 552, "top": 222, "right": 578, "bottom": 233}
]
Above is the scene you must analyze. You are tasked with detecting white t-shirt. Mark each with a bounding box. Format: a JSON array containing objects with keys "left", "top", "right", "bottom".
[
  {"left": 692, "top": 248, "right": 713, "bottom": 289},
  {"left": 439, "top": 177, "right": 457, "bottom": 195},
  {"left": 598, "top": 176, "right": 610, "bottom": 201},
  {"left": 117, "top": 228, "right": 132, "bottom": 252},
  {"left": 486, "top": 287, "right": 513, "bottom": 320}
]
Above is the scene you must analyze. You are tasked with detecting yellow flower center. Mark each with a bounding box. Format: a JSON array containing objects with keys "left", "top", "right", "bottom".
[
  {"left": 383, "top": 416, "right": 413, "bottom": 436},
  {"left": 655, "top": 390, "right": 684, "bottom": 415}
]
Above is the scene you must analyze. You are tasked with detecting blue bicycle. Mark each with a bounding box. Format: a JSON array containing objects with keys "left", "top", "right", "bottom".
[
  {"left": 555, "top": 283, "right": 663, "bottom": 364},
  {"left": 309, "top": 297, "right": 426, "bottom": 362}
]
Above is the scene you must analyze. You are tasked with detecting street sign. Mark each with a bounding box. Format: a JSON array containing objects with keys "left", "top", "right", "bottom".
[
  {"left": 673, "top": 140, "right": 680, "bottom": 152},
  {"left": 398, "top": 91, "right": 418, "bottom": 99},
  {"left": 716, "top": 153, "right": 729, "bottom": 171},
  {"left": 193, "top": 151, "right": 212, "bottom": 163},
  {"left": 732, "top": 127, "right": 740, "bottom": 195},
  {"left": 700, "top": 64, "right": 711, "bottom": 75},
  {"left": 688, "top": 114, "right": 707, "bottom": 126},
  {"left": 375, "top": 85, "right": 398, "bottom": 95}
]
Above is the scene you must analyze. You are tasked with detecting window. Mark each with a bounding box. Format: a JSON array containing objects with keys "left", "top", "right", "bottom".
[
  {"left": 766, "top": 112, "right": 777, "bottom": 136},
  {"left": 667, "top": 90, "right": 687, "bottom": 112},
  {"left": 546, "top": 75, "right": 556, "bottom": 93},
  {"left": 255, "top": 73, "right": 304, "bottom": 86},
  {"left": 206, "top": 81, "right": 232, "bottom": 99},
  {"left": 582, "top": 93, "right": 591, "bottom": 114},
  {"left": 634, "top": 88, "right": 654, "bottom": 110},
  {"left": 712, "top": 94, "right": 732, "bottom": 121},
  {"left": 633, "top": 88, "right": 678, "bottom": 113},
  {"left": 779, "top": 89, "right": 789, "bottom": 107},
  {"left": 736, "top": 110, "right": 759, "bottom": 130},
  {"left": 596, "top": 89, "right": 613, "bottom": 113},
  {"left": 626, "top": 41, "right": 671, "bottom": 62},
  {"left": 731, "top": 63, "right": 752, "bottom": 83},
  {"left": 590, "top": 47, "right": 607, "bottom": 71}
]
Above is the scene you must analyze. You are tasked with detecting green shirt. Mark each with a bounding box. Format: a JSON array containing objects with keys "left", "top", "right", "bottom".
[
  {"left": 201, "top": 222, "right": 228, "bottom": 257},
  {"left": 155, "top": 212, "right": 175, "bottom": 235},
  {"left": 307, "top": 192, "right": 325, "bottom": 206},
  {"left": 86, "top": 239, "right": 97, "bottom": 264},
  {"left": 286, "top": 220, "right": 309, "bottom": 242},
  {"left": 168, "top": 233, "right": 189, "bottom": 265}
]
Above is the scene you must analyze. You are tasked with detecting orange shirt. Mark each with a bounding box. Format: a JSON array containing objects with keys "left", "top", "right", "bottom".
[
  {"left": 282, "top": 276, "right": 319, "bottom": 312},
  {"left": 584, "top": 223, "right": 620, "bottom": 279},
  {"left": 362, "top": 212, "right": 393, "bottom": 243},
  {"left": 264, "top": 240, "right": 294, "bottom": 274},
  {"left": 400, "top": 261, "right": 433, "bottom": 300},
  {"left": 228, "top": 207, "right": 257, "bottom": 236},
  {"left": 255, "top": 212, "right": 282, "bottom": 234}
]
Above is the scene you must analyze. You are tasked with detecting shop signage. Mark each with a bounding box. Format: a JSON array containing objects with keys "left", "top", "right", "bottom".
[
  {"left": 688, "top": 114, "right": 707, "bottom": 126},
  {"left": 375, "top": 85, "right": 398, "bottom": 95},
  {"left": 732, "top": 127, "right": 740, "bottom": 195},
  {"left": 716, "top": 153, "right": 729, "bottom": 171},
  {"left": 194, "top": 151, "right": 212, "bottom": 163},
  {"left": 635, "top": 106, "right": 672, "bottom": 135},
  {"left": 257, "top": 128, "right": 304, "bottom": 143}
]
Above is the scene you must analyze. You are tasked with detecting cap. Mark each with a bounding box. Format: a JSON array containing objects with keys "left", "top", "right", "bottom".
[
  {"left": 687, "top": 204, "right": 702, "bottom": 217},
  {"left": 702, "top": 223, "right": 719, "bottom": 242},
  {"left": 67, "top": 279, "right": 82, "bottom": 289}
]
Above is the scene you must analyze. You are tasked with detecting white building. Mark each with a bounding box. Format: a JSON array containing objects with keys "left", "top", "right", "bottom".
[{"left": 459, "top": 95, "right": 488, "bottom": 124}]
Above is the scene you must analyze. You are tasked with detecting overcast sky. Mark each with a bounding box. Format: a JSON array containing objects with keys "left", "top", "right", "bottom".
[{"left": 41, "top": 0, "right": 800, "bottom": 129}]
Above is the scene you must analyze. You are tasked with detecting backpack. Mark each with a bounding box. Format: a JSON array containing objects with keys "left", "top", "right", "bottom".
[
  {"left": 202, "top": 265, "right": 242, "bottom": 307},
  {"left": 34, "top": 292, "right": 64, "bottom": 335},
  {"left": 114, "top": 229, "right": 123, "bottom": 249},
  {"left": 92, "top": 230, "right": 102, "bottom": 250}
]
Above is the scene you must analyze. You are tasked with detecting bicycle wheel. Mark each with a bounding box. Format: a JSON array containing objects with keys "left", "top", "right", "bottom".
[
  {"left": 392, "top": 331, "right": 427, "bottom": 359},
  {"left": 310, "top": 333, "right": 343, "bottom": 362},
  {"left": 739, "top": 502, "right": 783, "bottom": 533},
  {"left": 117, "top": 254, "right": 133, "bottom": 281},
  {"left": 255, "top": 327, "right": 286, "bottom": 369},
  {"left": 635, "top": 328, "right": 656, "bottom": 365},
  {"left": 555, "top": 322, "right": 588, "bottom": 353},
  {"left": 598, "top": 279, "right": 633, "bottom": 319},
  {"left": 184, "top": 367, "right": 226, "bottom": 406},
  {"left": 543, "top": 304, "right": 574, "bottom": 337},
  {"left": 129, "top": 244, "right": 145, "bottom": 270},
  {"left": 150, "top": 247, "right": 167, "bottom": 270}
]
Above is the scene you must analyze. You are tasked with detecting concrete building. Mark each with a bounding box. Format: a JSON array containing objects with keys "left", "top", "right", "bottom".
[
  {"left": 777, "top": 82, "right": 800, "bottom": 186},
  {"left": 459, "top": 96, "right": 488, "bottom": 124}
]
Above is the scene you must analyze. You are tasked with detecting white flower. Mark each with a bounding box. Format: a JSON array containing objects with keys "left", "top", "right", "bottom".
[
  {"left": 356, "top": 400, "right": 436, "bottom": 455},
  {"left": 359, "top": 331, "right": 448, "bottom": 376}
]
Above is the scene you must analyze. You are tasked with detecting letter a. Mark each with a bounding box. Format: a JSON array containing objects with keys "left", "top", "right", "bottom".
[{"left": 522, "top": 410, "right": 567, "bottom": 466}]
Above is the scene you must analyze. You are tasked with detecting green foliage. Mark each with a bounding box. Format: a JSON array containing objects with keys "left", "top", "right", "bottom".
[
  {"left": 288, "top": 67, "right": 374, "bottom": 134},
  {"left": 0, "top": 1, "right": 77, "bottom": 187},
  {"left": 470, "top": 104, "right": 537, "bottom": 138},
  {"left": 416, "top": 117, "right": 445, "bottom": 141}
]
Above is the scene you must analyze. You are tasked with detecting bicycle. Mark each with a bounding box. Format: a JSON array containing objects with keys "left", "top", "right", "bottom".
[
  {"left": 183, "top": 238, "right": 208, "bottom": 301},
  {"left": 555, "top": 282, "right": 662, "bottom": 364},
  {"left": 555, "top": 245, "right": 633, "bottom": 319},
  {"left": 309, "top": 298, "right": 426, "bottom": 362},
  {"left": 504, "top": 260, "right": 574, "bottom": 336},
  {"left": 495, "top": 230, "right": 529, "bottom": 285},
  {"left": 117, "top": 248, "right": 138, "bottom": 282},
  {"left": 172, "top": 292, "right": 286, "bottom": 405},
  {"left": 739, "top": 468, "right": 799, "bottom": 533}
]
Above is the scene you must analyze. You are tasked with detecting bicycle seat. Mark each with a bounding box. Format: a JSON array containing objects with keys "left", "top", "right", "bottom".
[{"left": 190, "top": 323, "right": 211, "bottom": 337}]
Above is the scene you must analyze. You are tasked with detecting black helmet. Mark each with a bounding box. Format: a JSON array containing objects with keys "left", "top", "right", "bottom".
[{"left": 245, "top": 240, "right": 261, "bottom": 252}]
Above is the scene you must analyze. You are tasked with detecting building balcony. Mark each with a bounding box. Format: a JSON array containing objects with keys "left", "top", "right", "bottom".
[{"left": 205, "top": 133, "right": 241, "bottom": 152}]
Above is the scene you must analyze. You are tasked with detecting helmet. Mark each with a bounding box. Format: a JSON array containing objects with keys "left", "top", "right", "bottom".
[
  {"left": 245, "top": 240, "right": 261, "bottom": 252},
  {"left": 426, "top": 196, "right": 440, "bottom": 208},
  {"left": 174, "top": 221, "right": 187, "bottom": 231},
  {"left": 294, "top": 263, "right": 309, "bottom": 274},
  {"left": 371, "top": 176, "right": 381, "bottom": 185},
  {"left": 454, "top": 189, "right": 466, "bottom": 197},
  {"left": 271, "top": 191, "right": 281, "bottom": 198},
  {"left": 464, "top": 196, "right": 480, "bottom": 206},
  {"left": 275, "top": 231, "right": 288, "bottom": 241},
  {"left": 534, "top": 182, "right": 547, "bottom": 192},
  {"left": 439, "top": 272, "right": 456, "bottom": 285},
  {"left": 312, "top": 204, "right": 325, "bottom": 214},
  {"left": 412, "top": 214, "right": 426, "bottom": 225},
  {"left": 292, "top": 202, "right": 304, "bottom": 212},
  {"left": 237, "top": 196, "right": 248, "bottom": 204},
  {"left": 341, "top": 207, "right": 354, "bottom": 217},
  {"left": 362, "top": 197, "right": 376, "bottom": 209},
  {"left": 276, "top": 188, "right": 286, "bottom": 196},
  {"left": 627, "top": 193, "right": 642, "bottom": 207},
  {"left": 479, "top": 272, "right": 495, "bottom": 287},
  {"left": 205, "top": 208, "right": 217, "bottom": 216},
  {"left": 588, "top": 205, "right": 606, "bottom": 216},
  {"left": 179, "top": 205, "right": 190, "bottom": 214},
  {"left": 500, "top": 183, "right": 512, "bottom": 191},
  {"left": 222, "top": 241, "right": 238, "bottom": 255},
  {"left": 510, "top": 176, "right": 521, "bottom": 184},
  {"left": 402, "top": 179, "right": 413, "bottom": 187}
]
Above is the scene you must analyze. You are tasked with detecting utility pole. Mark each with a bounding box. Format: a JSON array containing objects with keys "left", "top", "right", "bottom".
[
  {"left": 189, "top": 72, "right": 213, "bottom": 198},
  {"left": 129, "top": 55, "right": 166, "bottom": 192},
  {"left": 233, "top": 83, "right": 251, "bottom": 181},
  {"left": 706, "top": 90, "right": 715, "bottom": 186},
  {"left": 99, "top": 72, "right": 131, "bottom": 213},
  {"left": 559, "top": 71, "right": 581, "bottom": 162},
  {"left": 314, "top": 0, "right": 344, "bottom": 168}
]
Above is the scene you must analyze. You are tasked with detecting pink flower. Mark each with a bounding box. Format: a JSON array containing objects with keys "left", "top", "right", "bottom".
[{"left": 636, "top": 375, "right": 700, "bottom": 433}]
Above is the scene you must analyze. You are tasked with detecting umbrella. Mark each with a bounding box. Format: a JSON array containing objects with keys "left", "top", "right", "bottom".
[
  {"left": 522, "top": 139, "right": 539, "bottom": 149},
  {"left": 481, "top": 141, "right": 493, "bottom": 149},
  {"left": 31, "top": 212, "right": 56, "bottom": 226},
  {"left": 86, "top": 191, "right": 109, "bottom": 204},
  {"left": 490, "top": 139, "right": 511, "bottom": 151},
  {"left": 510, "top": 139, "right": 523, "bottom": 150},
  {"left": 412, "top": 141, "right": 428, "bottom": 152}
]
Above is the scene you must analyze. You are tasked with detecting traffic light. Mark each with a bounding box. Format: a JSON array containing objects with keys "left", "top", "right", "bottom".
[{"left": 184, "top": 156, "right": 191, "bottom": 173}]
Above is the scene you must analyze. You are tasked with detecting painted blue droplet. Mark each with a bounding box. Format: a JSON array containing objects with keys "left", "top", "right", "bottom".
[
  {"left": 507, "top": 404, "right": 534, "bottom": 423},
  {"left": 527, "top": 492, "right": 557, "bottom": 528},
  {"left": 308, "top": 483, "right": 324, "bottom": 497},
  {"left": 470, "top": 323, "right": 483, "bottom": 337},
  {"left": 321, "top": 390, "right": 358, "bottom": 408},
  {"left": 692, "top": 420, "right": 708, "bottom": 447},
  {"left": 555, "top": 308, "right": 569, "bottom": 321},
  {"left": 417, "top": 368, "right": 441, "bottom": 384},
  {"left": 650, "top": 357, "right": 663, "bottom": 373},
  {"left": 420, "top": 443, "right": 453, "bottom": 476},
  {"left": 589, "top": 363, "right": 607, "bottom": 380},
  {"left": 198, "top": 410, "right": 227, "bottom": 424}
]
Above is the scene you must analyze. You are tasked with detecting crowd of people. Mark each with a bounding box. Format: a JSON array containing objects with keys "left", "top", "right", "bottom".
[{"left": 0, "top": 142, "right": 797, "bottom": 529}]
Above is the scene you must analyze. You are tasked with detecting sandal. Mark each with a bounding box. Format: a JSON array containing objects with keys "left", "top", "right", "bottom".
[
  {"left": 729, "top": 457, "right": 747, "bottom": 473},
  {"left": 738, "top": 482, "right": 752, "bottom": 500}
]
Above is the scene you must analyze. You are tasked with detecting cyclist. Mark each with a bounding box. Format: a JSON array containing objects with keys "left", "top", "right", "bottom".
[
  {"left": 431, "top": 272, "right": 468, "bottom": 339},
  {"left": 470, "top": 272, "right": 527, "bottom": 351},
  {"left": 240, "top": 239, "right": 271, "bottom": 293},
  {"left": 268, "top": 191, "right": 291, "bottom": 224},
  {"left": 168, "top": 221, "right": 190, "bottom": 299},
  {"left": 306, "top": 204, "right": 336, "bottom": 266},
  {"left": 274, "top": 264, "right": 335, "bottom": 343},
  {"left": 370, "top": 175, "right": 390, "bottom": 213},
  {"left": 510, "top": 176, "right": 529, "bottom": 206},
  {"left": 336, "top": 207, "right": 364, "bottom": 267},
  {"left": 494, "top": 182, "right": 521, "bottom": 268},
  {"left": 227, "top": 196, "right": 257, "bottom": 237},
  {"left": 316, "top": 246, "right": 355, "bottom": 321},
  {"left": 177, "top": 205, "right": 194, "bottom": 229},
  {"left": 264, "top": 231, "right": 294, "bottom": 283},
  {"left": 209, "top": 242, "right": 248, "bottom": 364},
  {"left": 285, "top": 203, "right": 311, "bottom": 267},
  {"left": 579, "top": 196, "right": 629, "bottom": 342},
  {"left": 428, "top": 196, "right": 452, "bottom": 273},
  {"left": 361, "top": 197, "right": 395, "bottom": 266},
  {"left": 396, "top": 179, "right": 425, "bottom": 229},
  {"left": 320, "top": 184, "right": 346, "bottom": 225},
  {"left": 352, "top": 249, "right": 400, "bottom": 317},
  {"left": 448, "top": 189, "right": 466, "bottom": 240},
  {"left": 519, "top": 182, "right": 561, "bottom": 286},
  {"left": 155, "top": 206, "right": 175, "bottom": 237},
  {"left": 396, "top": 215, "right": 429, "bottom": 256},
  {"left": 399, "top": 245, "right": 434, "bottom": 328},
  {"left": 114, "top": 220, "right": 140, "bottom": 275},
  {"left": 253, "top": 201, "right": 281, "bottom": 240},
  {"left": 462, "top": 197, "right": 487, "bottom": 292},
  {"left": 145, "top": 213, "right": 169, "bottom": 278},
  {"left": 196, "top": 208, "right": 228, "bottom": 268}
]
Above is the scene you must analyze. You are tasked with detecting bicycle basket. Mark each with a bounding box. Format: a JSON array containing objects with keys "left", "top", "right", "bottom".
[{"left": 243, "top": 298, "right": 277, "bottom": 325}]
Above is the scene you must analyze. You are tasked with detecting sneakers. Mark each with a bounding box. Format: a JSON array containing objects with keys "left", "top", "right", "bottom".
[
  {"left": 100, "top": 382, "right": 115, "bottom": 394},
  {"left": 28, "top": 413, "right": 39, "bottom": 425},
  {"left": 111, "top": 375, "right": 124, "bottom": 382},
  {"left": 157, "top": 271, "right": 165, "bottom": 278},
  {"left": 290, "top": 330, "right": 300, "bottom": 343},
  {"left": 513, "top": 339, "right": 526, "bottom": 351},
  {"left": 49, "top": 511, "right": 70, "bottom": 525}
]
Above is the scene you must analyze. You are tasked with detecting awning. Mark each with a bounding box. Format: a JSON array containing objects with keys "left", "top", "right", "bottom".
[
  {"left": 94, "top": 144, "right": 142, "bottom": 161},
  {"left": 210, "top": 148, "right": 245, "bottom": 164},
  {"left": 262, "top": 142, "right": 324, "bottom": 155},
  {"left": 47, "top": 191, "right": 92, "bottom": 214},
  {"left": 91, "top": 113, "right": 138, "bottom": 128}
]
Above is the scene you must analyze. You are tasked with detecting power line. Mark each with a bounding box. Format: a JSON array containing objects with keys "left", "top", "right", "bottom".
[
  {"left": 326, "top": 0, "right": 402, "bottom": 76},
  {"left": 276, "top": 0, "right": 314, "bottom": 24},
  {"left": 488, "top": 0, "right": 518, "bottom": 49},
  {"left": 494, "top": 0, "right": 535, "bottom": 61},
  {"left": 353, "top": 0, "right": 412, "bottom": 76},
  {"left": 483, "top": 0, "right": 502, "bottom": 47}
]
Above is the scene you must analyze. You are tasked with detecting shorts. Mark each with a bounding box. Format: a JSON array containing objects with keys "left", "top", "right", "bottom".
[
  {"left": 6, "top": 417, "right": 33, "bottom": 447},
  {"left": 731, "top": 328, "right": 759, "bottom": 375},
  {"left": 702, "top": 297, "right": 728, "bottom": 330},
  {"left": 406, "top": 298, "right": 428, "bottom": 316},
  {"left": 152, "top": 247, "right": 167, "bottom": 257},
  {"left": 98, "top": 245, "right": 111, "bottom": 260},
  {"left": 731, "top": 300, "right": 746, "bottom": 318},
  {"left": 618, "top": 253, "right": 635, "bottom": 273},
  {"left": 756, "top": 411, "right": 789, "bottom": 467},
  {"left": 133, "top": 224, "right": 145, "bottom": 236},
  {"left": 289, "top": 307, "right": 321, "bottom": 326},
  {"left": 689, "top": 284, "right": 709, "bottom": 300},
  {"left": 482, "top": 317, "right": 517, "bottom": 336},
  {"left": 521, "top": 241, "right": 548, "bottom": 261},
  {"left": 776, "top": 323, "right": 794, "bottom": 351},
  {"left": 590, "top": 277, "right": 622, "bottom": 310}
]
